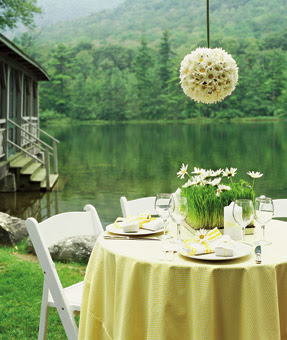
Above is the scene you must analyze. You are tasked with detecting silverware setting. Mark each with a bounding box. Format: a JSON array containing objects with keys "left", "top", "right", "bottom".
[
  {"left": 104, "top": 235, "right": 161, "bottom": 241},
  {"left": 159, "top": 247, "right": 174, "bottom": 261},
  {"left": 255, "top": 245, "right": 262, "bottom": 264}
]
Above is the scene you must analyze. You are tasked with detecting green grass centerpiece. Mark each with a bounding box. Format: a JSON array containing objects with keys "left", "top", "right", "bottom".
[{"left": 176, "top": 165, "right": 263, "bottom": 230}]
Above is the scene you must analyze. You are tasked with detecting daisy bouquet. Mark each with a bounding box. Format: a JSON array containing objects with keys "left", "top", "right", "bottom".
[{"left": 176, "top": 165, "right": 262, "bottom": 230}]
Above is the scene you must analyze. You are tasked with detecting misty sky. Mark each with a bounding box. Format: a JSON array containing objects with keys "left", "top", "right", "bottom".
[{"left": 35, "top": 0, "right": 124, "bottom": 26}]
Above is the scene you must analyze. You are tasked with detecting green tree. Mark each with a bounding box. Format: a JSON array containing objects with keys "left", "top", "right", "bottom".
[
  {"left": 40, "top": 44, "right": 73, "bottom": 117},
  {"left": 158, "top": 30, "right": 173, "bottom": 90},
  {"left": 0, "top": 0, "right": 41, "bottom": 31},
  {"left": 134, "top": 37, "right": 156, "bottom": 119}
]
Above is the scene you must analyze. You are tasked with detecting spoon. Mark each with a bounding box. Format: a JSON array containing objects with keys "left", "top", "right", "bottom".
[{"left": 255, "top": 245, "right": 262, "bottom": 264}]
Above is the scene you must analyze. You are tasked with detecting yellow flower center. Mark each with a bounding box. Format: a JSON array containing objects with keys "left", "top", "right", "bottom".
[
  {"left": 200, "top": 58, "right": 203, "bottom": 63},
  {"left": 200, "top": 68, "right": 205, "bottom": 73},
  {"left": 199, "top": 234, "right": 205, "bottom": 239}
]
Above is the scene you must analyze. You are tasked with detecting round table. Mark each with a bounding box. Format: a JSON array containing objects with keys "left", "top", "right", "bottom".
[{"left": 78, "top": 220, "right": 287, "bottom": 340}]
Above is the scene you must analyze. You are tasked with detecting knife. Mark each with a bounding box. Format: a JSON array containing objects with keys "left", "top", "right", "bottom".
[
  {"left": 255, "top": 245, "right": 262, "bottom": 264},
  {"left": 103, "top": 235, "right": 161, "bottom": 241}
]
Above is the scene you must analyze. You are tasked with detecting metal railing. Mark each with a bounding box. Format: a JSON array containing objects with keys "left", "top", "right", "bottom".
[
  {"left": 22, "top": 117, "right": 59, "bottom": 173},
  {"left": 7, "top": 118, "right": 60, "bottom": 191}
]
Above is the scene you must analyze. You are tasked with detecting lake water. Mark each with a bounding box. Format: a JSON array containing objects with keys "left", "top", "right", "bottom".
[{"left": 1, "top": 121, "right": 287, "bottom": 227}]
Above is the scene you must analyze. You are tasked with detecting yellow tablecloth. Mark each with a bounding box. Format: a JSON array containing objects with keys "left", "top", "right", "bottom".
[{"left": 78, "top": 220, "right": 287, "bottom": 340}]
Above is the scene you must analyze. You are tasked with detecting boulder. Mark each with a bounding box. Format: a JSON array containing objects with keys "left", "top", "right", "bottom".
[
  {"left": 1, "top": 211, "right": 98, "bottom": 262},
  {"left": 27, "top": 234, "right": 97, "bottom": 263},
  {"left": 0, "top": 212, "right": 28, "bottom": 246},
  {"left": 48, "top": 236, "right": 98, "bottom": 263}
]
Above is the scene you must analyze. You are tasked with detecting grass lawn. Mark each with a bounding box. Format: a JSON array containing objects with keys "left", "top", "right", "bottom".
[{"left": 0, "top": 246, "right": 86, "bottom": 340}]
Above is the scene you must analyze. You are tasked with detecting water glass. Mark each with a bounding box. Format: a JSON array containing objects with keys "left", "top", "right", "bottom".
[
  {"left": 170, "top": 195, "right": 188, "bottom": 242},
  {"left": 155, "top": 193, "right": 172, "bottom": 239},
  {"left": 254, "top": 196, "right": 274, "bottom": 246},
  {"left": 232, "top": 199, "right": 254, "bottom": 241}
]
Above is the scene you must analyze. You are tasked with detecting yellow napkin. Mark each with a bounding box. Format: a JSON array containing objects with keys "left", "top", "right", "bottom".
[
  {"left": 114, "top": 214, "right": 161, "bottom": 231},
  {"left": 182, "top": 228, "right": 235, "bottom": 256}
]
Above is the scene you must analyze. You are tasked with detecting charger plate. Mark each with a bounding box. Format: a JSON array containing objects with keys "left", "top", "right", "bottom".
[{"left": 179, "top": 242, "right": 253, "bottom": 261}]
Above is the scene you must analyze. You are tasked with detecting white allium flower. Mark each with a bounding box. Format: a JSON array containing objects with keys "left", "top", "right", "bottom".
[
  {"left": 247, "top": 171, "right": 263, "bottom": 179},
  {"left": 177, "top": 163, "right": 188, "bottom": 179},
  {"left": 223, "top": 167, "right": 237, "bottom": 178},
  {"left": 180, "top": 47, "right": 238, "bottom": 104}
]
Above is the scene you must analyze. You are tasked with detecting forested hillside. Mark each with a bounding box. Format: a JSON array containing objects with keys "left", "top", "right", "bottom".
[
  {"left": 37, "top": 0, "right": 287, "bottom": 50},
  {"left": 15, "top": 0, "right": 287, "bottom": 121}
]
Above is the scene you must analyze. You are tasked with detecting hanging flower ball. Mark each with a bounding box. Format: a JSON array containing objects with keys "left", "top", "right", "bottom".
[{"left": 180, "top": 47, "right": 238, "bottom": 104}]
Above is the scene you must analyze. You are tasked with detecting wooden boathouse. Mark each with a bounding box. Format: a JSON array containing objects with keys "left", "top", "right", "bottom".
[{"left": 0, "top": 33, "right": 59, "bottom": 192}]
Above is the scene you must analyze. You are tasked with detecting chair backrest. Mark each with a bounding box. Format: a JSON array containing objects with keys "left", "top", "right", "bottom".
[
  {"left": 273, "top": 199, "right": 287, "bottom": 218},
  {"left": 25, "top": 204, "right": 103, "bottom": 339},
  {"left": 120, "top": 196, "right": 157, "bottom": 217}
]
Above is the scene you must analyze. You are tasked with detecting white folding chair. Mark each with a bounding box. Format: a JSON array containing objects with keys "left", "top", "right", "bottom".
[
  {"left": 273, "top": 199, "right": 287, "bottom": 218},
  {"left": 120, "top": 196, "right": 157, "bottom": 217},
  {"left": 25, "top": 204, "right": 103, "bottom": 340}
]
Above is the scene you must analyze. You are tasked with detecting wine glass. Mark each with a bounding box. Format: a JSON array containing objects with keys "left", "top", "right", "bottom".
[
  {"left": 155, "top": 193, "right": 172, "bottom": 239},
  {"left": 170, "top": 195, "right": 188, "bottom": 242},
  {"left": 232, "top": 199, "right": 254, "bottom": 241},
  {"left": 254, "top": 196, "right": 274, "bottom": 246}
]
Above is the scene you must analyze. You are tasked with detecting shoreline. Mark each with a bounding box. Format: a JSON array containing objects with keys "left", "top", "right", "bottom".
[{"left": 40, "top": 116, "right": 287, "bottom": 128}]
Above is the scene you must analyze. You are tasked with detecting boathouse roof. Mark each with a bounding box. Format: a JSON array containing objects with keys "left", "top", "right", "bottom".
[{"left": 0, "top": 33, "right": 49, "bottom": 81}]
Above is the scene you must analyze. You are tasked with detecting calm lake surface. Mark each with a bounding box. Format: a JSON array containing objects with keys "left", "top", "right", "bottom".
[{"left": 1, "top": 121, "right": 287, "bottom": 227}]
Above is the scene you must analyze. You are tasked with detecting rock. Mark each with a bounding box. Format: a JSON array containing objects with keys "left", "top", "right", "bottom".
[
  {"left": 0, "top": 212, "right": 28, "bottom": 246},
  {"left": 49, "top": 236, "right": 98, "bottom": 263},
  {"left": 1, "top": 211, "right": 98, "bottom": 262},
  {"left": 27, "top": 235, "right": 98, "bottom": 263}
]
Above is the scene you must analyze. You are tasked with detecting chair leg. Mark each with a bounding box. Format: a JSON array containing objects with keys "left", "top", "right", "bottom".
[{"left": 38, "top": 282, "right": 49, "bottom": 340}]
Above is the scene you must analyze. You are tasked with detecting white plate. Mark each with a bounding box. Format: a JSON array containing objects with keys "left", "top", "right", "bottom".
[
  {"left": 179, "top": 242, "right": 253, "bottom": 261},
  {"left": 106, "top": 222, "right": 164, "bottom": 236}
]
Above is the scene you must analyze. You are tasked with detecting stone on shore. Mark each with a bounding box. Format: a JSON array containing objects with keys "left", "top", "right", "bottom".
[
  {"left": 0, "top": 212, "right": 28, "bottom": 246},
  {"left": 1, "top": 212, "right": 97, "bottom": 263}
]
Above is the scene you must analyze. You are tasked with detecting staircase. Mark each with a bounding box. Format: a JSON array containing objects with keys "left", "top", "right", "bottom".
[
  {"left": 8, "top": 151, "right": 59, "bottom": 191},
  {"left": 3, "top": 118, "right": 60, "bottom": 192}
]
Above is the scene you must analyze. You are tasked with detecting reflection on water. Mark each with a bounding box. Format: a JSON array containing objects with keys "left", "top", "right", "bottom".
[
  {"left": 1, "top": 121, "right": 287, "bottom": 227},
  {"left": 0, "top": 190, "right": 59, "bottom": 222}
]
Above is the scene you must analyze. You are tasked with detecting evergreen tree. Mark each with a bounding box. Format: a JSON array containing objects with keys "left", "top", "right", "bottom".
[
  {"left": 158, "top": 30, "right": 172, "bottom": 90},
  {"left": 134, "top": 37, "right": 156, "bottom": 119},
  {"left": 41, "top": 44, "right": 73, "bottom": 117}
]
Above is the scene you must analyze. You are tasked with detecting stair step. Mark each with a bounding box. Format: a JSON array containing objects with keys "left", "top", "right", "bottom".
[
  {"left": 20, "top": 162, "right": 42, "bottom": 175},
  {"left": 30, "top": 168, "right": 46, "bottom": 182},
  {"left": 10, "top": 155, "right": 33, "bottom": 168},
  {"left": 40, "top": 174, "right": 59, "bottom": 189},
  {"left": 7, "top": 151, "right": 23, "bottom": 163}
]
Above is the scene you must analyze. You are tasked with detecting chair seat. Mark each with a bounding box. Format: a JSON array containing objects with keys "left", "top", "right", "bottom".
[{"left": 48, "top": 281, "right": 83, "bottom": 312}]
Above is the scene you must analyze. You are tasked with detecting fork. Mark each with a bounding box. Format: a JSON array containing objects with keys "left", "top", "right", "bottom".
[
  {"left": 159, "top": 247, "right": 168, "bottom": 261},
  {"left": 159, "top": 246, "right": 175, "bottom": 261}
]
